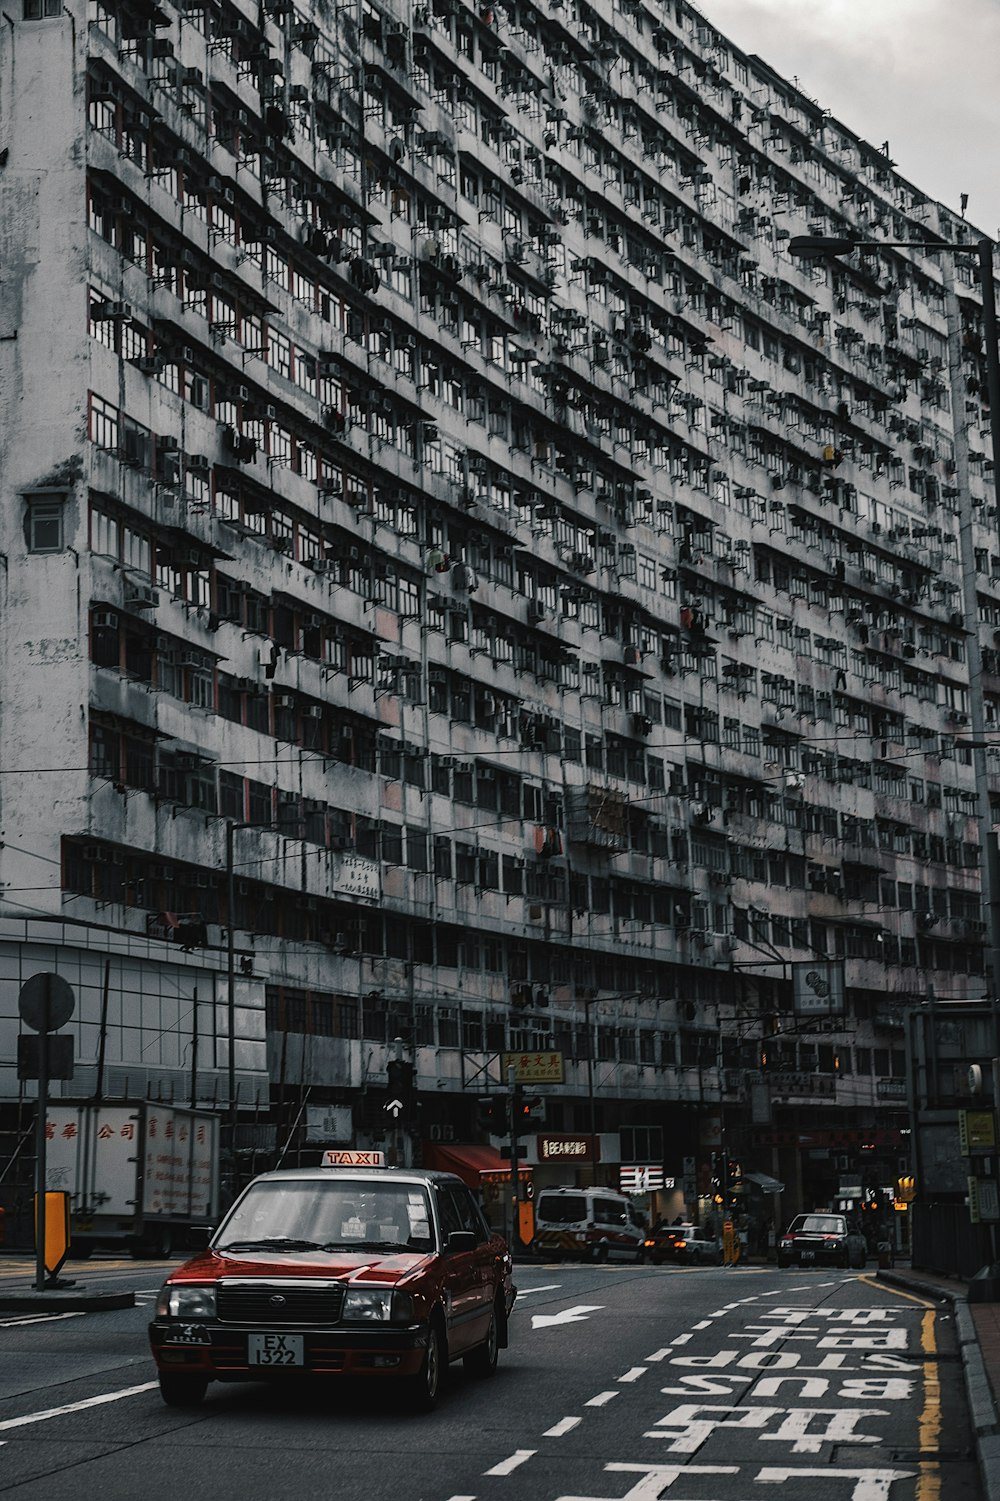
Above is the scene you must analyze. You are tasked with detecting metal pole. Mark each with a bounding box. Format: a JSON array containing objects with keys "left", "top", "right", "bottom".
[
  {"left": 94, "top": 956, "right": 111, "bottom": 1104},
  {"left": 586, "top": 1001, "right": 597, "bottom": 1186},
  {"left": 226, "top": 821, "right": 237, "bottom": 1203},
  {"left": 34, "top": 989, "right": 49, "bottom": 1292},
  {"left": 190, "top": 986, "right": 199, "bottom": 1111},
  {"left": 508, "top": 1065, "right": 520, "bottom": 1253}
]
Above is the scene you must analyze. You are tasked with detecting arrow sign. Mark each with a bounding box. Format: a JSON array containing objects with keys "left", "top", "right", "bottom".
[
  {"left": 531, "top": 1304, "right": 604, "bottom": 1330},
  {"left": 383, "top": 1098, "right": 404, "bottom": 1120}
]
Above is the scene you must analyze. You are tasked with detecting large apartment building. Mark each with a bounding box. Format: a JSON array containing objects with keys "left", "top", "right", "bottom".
[{"left": 0, "top": 0, "right": 996, "bottom": 1224}]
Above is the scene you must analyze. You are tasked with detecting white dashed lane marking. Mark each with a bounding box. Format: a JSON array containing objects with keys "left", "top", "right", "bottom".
[
  {"left": 673, "top": 1333, "right": 692, "bottom": 1345},
  {"left": 618, "top": 1367, "right": 647, "bottom": 1383},
  {"left": 646, "top": 1348, "right": 672, "bottom": 1361},
  {"left": 544, "top": 1417, "right": 581, "bottom": 1437},
  {"left": 483, "top": 1452, "right": 536, "bottom": 1477},
  {"left": 585, "top": 1391, "right": 619, "bottom": 1407}
]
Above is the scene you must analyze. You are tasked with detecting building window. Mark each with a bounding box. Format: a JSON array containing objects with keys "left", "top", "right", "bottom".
[
  {"left": 25, "top": 493, "right": 66, "bottom": 552},
  {"left": 24, "top": 0, "right": 61, "bottom": 15}
]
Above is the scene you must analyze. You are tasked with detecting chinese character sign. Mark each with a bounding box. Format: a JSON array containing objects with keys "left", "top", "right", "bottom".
[
  {"left": 44, "top": 1106, "right": 141, "bottom": 1216},
  {"left": 502, "top": 1051, "right": 565, "bottom": 1083}
]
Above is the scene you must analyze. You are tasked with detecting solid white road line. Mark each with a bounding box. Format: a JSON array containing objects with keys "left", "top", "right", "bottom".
[
  {"left": 544, "top": 1417, "right": 581, "bottom": 1437},
  {"left": 513, "top": 1285, "right": 562, "bottom": 1297},
  {"left": 584, "top": 1391, "right": 618, "bottom": 1407},
  {"left": 0, "top": 1382, "right": 158, "bottom": 1433},
  {"left": 483, "top": 1451, "right": 536, "bottom": 1477},
  {"left": 617, "top": 1367, "right": 647, "bottom": 1383},
  {"left": 0, "top": 1312, "right": 87, "bottom": 1328}
]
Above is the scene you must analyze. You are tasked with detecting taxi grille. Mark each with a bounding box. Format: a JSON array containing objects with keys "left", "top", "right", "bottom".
[{"left": 217, "top": 1282, "right": 345, "bottom": 1325}]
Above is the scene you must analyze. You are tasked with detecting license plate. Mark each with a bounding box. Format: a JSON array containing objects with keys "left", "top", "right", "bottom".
[
  {"left": 248, "top": 1333, "right": 304, "bottom": 1367},
  {"left": 801, "top": 1250, "right": 815, "bottom": 1262}
]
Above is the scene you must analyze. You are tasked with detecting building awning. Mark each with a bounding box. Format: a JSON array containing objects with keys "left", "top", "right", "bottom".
[
  {"left": 743, "top": 1171, "right": 785, "bottom": 1194},
  {"left": 422, "top": 1143, "right": 531, "bottom": 1188}
]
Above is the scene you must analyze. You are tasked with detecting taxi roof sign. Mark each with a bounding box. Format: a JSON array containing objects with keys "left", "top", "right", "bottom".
[{"left": 321, "top": 1149, "right": 386, "bottom": 1168}]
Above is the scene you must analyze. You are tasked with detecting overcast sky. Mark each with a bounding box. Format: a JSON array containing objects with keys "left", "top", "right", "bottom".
[{"left": 701, "top": 0, "right": 1000, "bottom": 239}]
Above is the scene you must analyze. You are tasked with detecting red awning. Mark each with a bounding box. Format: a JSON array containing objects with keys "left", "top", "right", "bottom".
[{"left": 422, "top": 1143, "right": 531, "bottom": 1188}]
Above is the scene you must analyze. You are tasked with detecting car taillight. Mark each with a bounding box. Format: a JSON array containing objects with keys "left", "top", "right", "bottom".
[
  {"left": 780, "top": 1236, "right": 794, "bottom": 1244},
  {"left": 644, "top": 1239, "right": 655, "bottom": 1248}
]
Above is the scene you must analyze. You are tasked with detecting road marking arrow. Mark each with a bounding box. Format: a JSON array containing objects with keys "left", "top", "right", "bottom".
[{"left": 531, "top": 1303, "right": 604, "bottom": 1329}]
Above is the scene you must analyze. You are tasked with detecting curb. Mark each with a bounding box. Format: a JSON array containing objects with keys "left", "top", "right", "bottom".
[
  {"left": 0, "top": 1289, "right": 135, "bottom": 1312},
  {"left": 876, "top": 1268, "right": 956, "bottom": 1303},
  {"left": 878, "top": 1270, "right": 1000, "bottom": 1501}
]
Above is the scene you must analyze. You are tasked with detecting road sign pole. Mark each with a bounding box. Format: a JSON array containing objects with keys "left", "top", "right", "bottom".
[
  {"left": 34, "top": 1018, "right": 48, "bottom": 1292},
  {"left": 508, "top": 1066, "right": 521, "bottom": 1253}
]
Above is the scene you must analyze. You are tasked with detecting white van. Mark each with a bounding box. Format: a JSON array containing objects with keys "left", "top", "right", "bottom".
[{"left": 532, "top": 1187, "right": 647, "bottom": 1262}]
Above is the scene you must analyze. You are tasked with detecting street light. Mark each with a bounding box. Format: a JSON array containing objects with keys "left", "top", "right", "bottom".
[{"left": 790, "top": 232, "right": 1000, "bottom": 1276}]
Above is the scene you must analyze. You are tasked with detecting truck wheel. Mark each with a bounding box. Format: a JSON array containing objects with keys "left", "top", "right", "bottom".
[
  {"left": 158, "top": 1373, "right": 208, "bottom": 1408},
  {"left": 133, "top": 1229, "right": 174, "bottom": 1259}
]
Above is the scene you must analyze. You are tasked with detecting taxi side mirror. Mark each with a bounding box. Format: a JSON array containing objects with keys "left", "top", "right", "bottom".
[{"left": 446, "top": 1230, "right": 477, "bottom": 1254}]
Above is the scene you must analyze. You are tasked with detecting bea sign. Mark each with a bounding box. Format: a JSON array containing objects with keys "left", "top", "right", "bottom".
[{"left": 538, "top": 1135, "right": 600, "bottom": 1162}]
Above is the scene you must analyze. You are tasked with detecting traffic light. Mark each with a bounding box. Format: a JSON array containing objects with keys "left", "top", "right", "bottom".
[
  {"left": 515, "top": 1093, "right": 546, "bottom": 1127},
  {"left": 476, "top": 1095, "right": 505, "bottom": 1134},
  {"left": 384, "top": 1059, "right": 416, "bottom": 1127}
]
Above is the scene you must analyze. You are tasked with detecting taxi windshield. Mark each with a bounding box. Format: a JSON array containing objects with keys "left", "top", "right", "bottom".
[{"left": 215, "top": 1179, "right": 436, "bottom": 1254}]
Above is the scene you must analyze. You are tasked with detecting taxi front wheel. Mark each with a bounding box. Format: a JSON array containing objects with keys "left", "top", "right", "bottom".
[
  {"left": 158, "top": 1373, "right": 208, "bottom": 1408},
  {"left": 406, "top": 1320, "right": 444, "bottom": 1412}
]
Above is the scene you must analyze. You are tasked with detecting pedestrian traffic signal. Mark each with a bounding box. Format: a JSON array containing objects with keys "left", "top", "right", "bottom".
[
  {"left": 515, "top": 1093, "right": 546, "bottom": 1127},
  {"left": 476, "top": 1095, "right": 505, "bottom": 1134}
]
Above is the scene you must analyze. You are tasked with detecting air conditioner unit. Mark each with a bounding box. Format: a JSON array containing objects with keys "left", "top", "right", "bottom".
[
  {"left": 92, "top": 610, "right": 118, "bottom": 630},
  {"left": 125, "top": 584, "right": 160, "bottom": 610},
  {"left": 91, "top": 301, "right": 132, "bottom": 322}
]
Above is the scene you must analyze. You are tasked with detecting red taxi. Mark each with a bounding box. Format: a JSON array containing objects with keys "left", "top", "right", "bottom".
[{"left": 148, "top": 1160, "right": 516, "bottom": 1411}]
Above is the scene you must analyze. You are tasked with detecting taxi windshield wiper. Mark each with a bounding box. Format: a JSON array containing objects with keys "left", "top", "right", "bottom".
[
  {"left": 219, "top": 1237, "right": 327, "bottom": 1252},
  {"left": 320, "top": 1239, "right": 415, "bottom": 1253}
]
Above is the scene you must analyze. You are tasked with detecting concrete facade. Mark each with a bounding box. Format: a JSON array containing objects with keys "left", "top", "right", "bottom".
[{"left": 0, "top": 0, "right": 997, "bottom": 1221}]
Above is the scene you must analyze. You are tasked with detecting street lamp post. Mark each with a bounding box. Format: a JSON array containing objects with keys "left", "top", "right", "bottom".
[
  {"left": 790, "top": 233, "right": 1000, "bottom": 1278},
  {"left": 224, "top": 818, "right": 271, "bottom": 1200}
]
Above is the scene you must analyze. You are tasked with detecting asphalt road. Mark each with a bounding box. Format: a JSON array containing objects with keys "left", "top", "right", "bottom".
[{"left": 0, "top": 1257, "right": 984, "bottom": 1501}]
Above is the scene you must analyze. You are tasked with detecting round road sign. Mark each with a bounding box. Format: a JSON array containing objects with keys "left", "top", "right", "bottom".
[{"left": 18, "top": 973, "right": 76, "bottom": 1033}]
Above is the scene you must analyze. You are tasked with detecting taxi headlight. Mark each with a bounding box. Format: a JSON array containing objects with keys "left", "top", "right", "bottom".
[
  {"left": 342, "top": 1288, "right": 394, "bottom": 1322},
  {"left": 157, "top": 1284, "right": 216, "bottom": 1319}
]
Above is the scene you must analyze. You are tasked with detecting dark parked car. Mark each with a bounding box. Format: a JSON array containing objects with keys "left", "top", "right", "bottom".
[
  {"left": 644, "top": 1223, "right": 722, "bottom": 1265},
  {"left": 778, "top": 1212, "right": 867, "bottom": 1269},
  {"left": 149, "top": 1165, "right": 516, "bottom": 1411}
]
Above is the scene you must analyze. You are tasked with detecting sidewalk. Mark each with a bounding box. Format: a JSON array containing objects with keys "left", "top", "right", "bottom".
[
  {"left": 0, "top": 1252, "right": 135, "bottom": 1312},
  {"left": 878, "top": 1264, "right": 1000, "bottom": 1501}
]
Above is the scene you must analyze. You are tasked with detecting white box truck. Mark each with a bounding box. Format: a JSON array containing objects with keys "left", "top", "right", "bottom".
[{"left": 44, "top": 1101, "right": 220, "bottom": 1257}]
